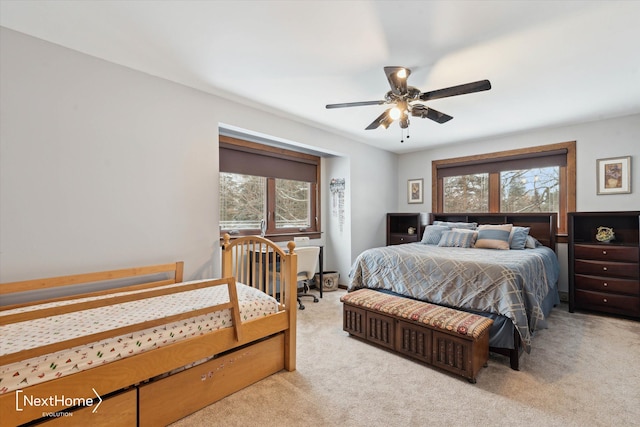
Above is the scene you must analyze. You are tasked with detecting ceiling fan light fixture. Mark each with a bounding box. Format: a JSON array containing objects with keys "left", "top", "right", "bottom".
[
  {"left": 389, "top": 106, "right": 402, "bottom": 120},
  {"left": 396, "top": 68, "right": 407, "bottom": 79}
]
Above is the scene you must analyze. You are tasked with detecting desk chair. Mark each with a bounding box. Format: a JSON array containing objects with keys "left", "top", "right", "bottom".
[{"left": 295, "top": 246, "right": 320, "bottom": 310}]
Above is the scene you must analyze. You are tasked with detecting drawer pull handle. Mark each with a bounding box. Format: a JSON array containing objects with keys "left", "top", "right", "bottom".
[
  {"left": 603, "top": 267, "right": 607, "bottom": 271},
  {"left": 602, "top": 250, "right": 607, "bottom": 255},
  {"left": 603, "top": 298, "right": 608, "bottom": 303},
  {"left": 603, "top": 282, "right": 608, "bottom": 287}
]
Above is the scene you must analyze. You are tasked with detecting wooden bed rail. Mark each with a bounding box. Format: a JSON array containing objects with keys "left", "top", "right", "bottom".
[
  {"left": 0, "top": 261, "right": 184, "bottom": 310},
  {"left": 0, "top": 262, "right": 184, "bottom": 295},
  {"left": 0, "top": 277, "right": 243, "bottom": 366}
]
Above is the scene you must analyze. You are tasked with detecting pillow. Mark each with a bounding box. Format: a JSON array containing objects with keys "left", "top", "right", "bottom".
[
  {"left": 421, "top": 225, "right": 450, "bottom": 245},
  {"left": 475, "top": 224, "right": 513, "bottom": 250},
  {"left": 432, "top": 221, "right": 478, "bottom": 230},
  {"left": 437, "top": 229, "right": 478, "bottom": 248},
  {"left": 509, "top": 226, "right": 530, "bottom": 250},
  {"left": 525, "top": 235, "right": 541, "bottom": 249}
]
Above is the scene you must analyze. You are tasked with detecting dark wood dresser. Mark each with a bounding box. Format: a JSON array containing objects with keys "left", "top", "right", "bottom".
[{"left": 568, "top": 211, "right": 640, "bottom": 318}]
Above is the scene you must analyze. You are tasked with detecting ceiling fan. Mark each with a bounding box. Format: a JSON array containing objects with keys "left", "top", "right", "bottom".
[{"left": 326, "top": 66, "right": 491, "bottom": 134}]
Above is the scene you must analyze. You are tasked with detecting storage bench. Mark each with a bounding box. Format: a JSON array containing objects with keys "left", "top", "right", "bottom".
[{"left": 341, "top": 289, "right": 493, "bottom": 383}]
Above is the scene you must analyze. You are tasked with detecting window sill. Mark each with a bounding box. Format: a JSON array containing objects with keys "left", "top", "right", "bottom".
[{"left": 220, "top": 231, "right": 321, "bottom": 243}]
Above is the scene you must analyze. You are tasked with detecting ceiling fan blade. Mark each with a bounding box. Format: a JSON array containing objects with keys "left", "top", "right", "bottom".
[
  {"left": 411, "top": 105, "right": 453, "bottom": 123},
  {"left": 365, "top": 109, "right": 394, "bottom": 130},
  {"left": 419, "top": 79, "right": 491, "bottom": 102},
  {"left": 384, "top": 66, "right": 410, "bottom": 96},
  {"left": 326, "top": 100, "right": 386, "bottom": 109}
]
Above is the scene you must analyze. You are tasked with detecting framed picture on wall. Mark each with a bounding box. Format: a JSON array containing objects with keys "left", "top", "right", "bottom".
[
  {"left": 597, "top": 156, "right": 631, "bottom": 194},
  {"left": 408, "top": 178, "right": 423, "bottom": 204}
]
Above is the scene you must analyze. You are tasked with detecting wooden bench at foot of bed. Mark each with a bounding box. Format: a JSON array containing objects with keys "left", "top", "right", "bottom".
[{"left": 341, "top": 289, "right": 493, "bottom": 383}]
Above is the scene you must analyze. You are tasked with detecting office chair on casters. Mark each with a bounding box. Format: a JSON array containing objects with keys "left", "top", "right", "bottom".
[{"left": 295, "top": 246, "right": 320, "bottom": 310}]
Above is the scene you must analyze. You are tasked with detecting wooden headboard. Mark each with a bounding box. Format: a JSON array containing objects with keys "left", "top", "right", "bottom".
[{"left": 428, "top": 212, "right": 557, "bottom": 250}]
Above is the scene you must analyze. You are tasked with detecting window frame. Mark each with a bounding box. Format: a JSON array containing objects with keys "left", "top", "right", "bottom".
[
  {"left": 219, "top": 135, "right": 321, "bottom": 242},
  {"left": 432, "top": 141, "right": 576, "bottom": 236}
]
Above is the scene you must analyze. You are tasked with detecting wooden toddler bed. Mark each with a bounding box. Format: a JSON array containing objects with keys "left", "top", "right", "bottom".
[
  {"left": 0, "top": 235, "right": 297, "bottom": 426},
  {"left": 349, "top": 212, "right": 560, "bottom": 370}
]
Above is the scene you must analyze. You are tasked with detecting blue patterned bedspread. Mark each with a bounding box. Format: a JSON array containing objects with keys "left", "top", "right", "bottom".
[{"left": 349, "top": 244, "right": 560, "bottom": 352}]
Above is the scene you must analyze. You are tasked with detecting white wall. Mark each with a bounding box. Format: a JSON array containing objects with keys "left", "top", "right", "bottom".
[
  {"left": 396, "top": 113, "right": 640, "bottom": 293},
  {"left": 0, "top": 28, "right": 397, "bottom": 284}
]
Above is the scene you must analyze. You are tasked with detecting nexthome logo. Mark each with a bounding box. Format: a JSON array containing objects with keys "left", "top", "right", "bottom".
[{"left": 15, "top": 388, "right": 103, "bottom": 415}]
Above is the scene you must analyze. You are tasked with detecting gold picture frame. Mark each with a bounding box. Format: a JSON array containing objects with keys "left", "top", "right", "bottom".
[
  {"left": 408, "top": 178, "right": 423, "bottom": 204},
  {"left": 597, "top": 156, "right": 631, "bottom": 195}
]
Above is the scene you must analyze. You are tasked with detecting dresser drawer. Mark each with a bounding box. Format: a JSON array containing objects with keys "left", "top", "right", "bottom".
[
  {"left": 575, "top": 289, "right": 640, "bottom": 316},
  {"left": 574, "top": 244, "right": 638, "bottom": 262},
  {"left": 575, "top": 274, "right": 640, "bottom": 296},
  {"left": 574, "top": 259, "right": 639, "bottom": 279},
  {"left": 389, "top": 234, "right": 419, "bottom": 245}
]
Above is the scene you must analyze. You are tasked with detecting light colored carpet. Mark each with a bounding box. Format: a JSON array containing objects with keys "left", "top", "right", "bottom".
[{"left": 171, "top": 290, "right": 640, "bottom": 427}]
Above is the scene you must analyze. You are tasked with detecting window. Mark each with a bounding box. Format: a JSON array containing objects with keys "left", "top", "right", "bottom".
[
  {"left": 433, "top": 142, "right": 576, "bottom": 235},
  {"left": 219, "top": 173, "right": 266, "bottom": 230},
  {"left": 275, "top": 178, "right": 312, "bottom": 229},
  {"left": 219, "top": 135, "right": 320, "bottom": 240},
  {"left": 443, "top": 173, "right": 489, "bottom": 212},
  {"left": 500, "top": 167, "right": 559, "bottom": 213}
]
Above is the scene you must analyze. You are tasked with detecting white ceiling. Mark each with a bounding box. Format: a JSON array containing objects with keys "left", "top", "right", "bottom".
[{"left": 2, "top": 0, "right": 640, "bottom": 154}]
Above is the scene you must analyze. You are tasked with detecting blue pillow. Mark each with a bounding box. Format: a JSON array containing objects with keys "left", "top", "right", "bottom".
[
  {"left": 509, "top": 226, "right": 530, "bottom": 250},
  {"left": 421, "top": 225, "right": 450, "bottom": 245},
  {"left": 437, "top": 229, "right": 478, "bottom": 248}
]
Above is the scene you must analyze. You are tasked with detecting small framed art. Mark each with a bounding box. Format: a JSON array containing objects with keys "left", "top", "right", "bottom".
[
  {"left": 597, "top": 156, "right": 631, "bottom": 195},
  {"left": 408, "top": 178, "right": 423, "bottom": 204}
]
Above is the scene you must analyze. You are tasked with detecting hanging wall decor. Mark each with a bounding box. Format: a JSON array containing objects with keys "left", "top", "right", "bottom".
[
  {"left": 330, "top": 178, "right": 346, "bottom": 232},
  {"left": 597, "top": 156, "right": 631, "bottom": 194},
  {"left": 407, "top": 178, "right": 424, "bottom": 204}
]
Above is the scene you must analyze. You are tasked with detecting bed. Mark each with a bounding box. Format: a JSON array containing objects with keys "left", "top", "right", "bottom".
[
  {"left": 349, "top": 213, "right": 560, "bottom": 370},
  {"left": 0, "top": 234, "right": 297, "bottom": 426}
]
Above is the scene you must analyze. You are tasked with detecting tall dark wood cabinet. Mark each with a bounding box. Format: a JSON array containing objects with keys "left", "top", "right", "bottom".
[
  {"left": 387, "top": 213, "right": 422, "bottom": 245},
  {"left": 568, "top": 211, "right": 640, "bottom": 318}
]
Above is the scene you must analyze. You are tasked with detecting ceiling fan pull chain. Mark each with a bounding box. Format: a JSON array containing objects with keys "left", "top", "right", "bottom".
[{"left": 400, "top": 127, "right": 411, "bottom": 143}]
